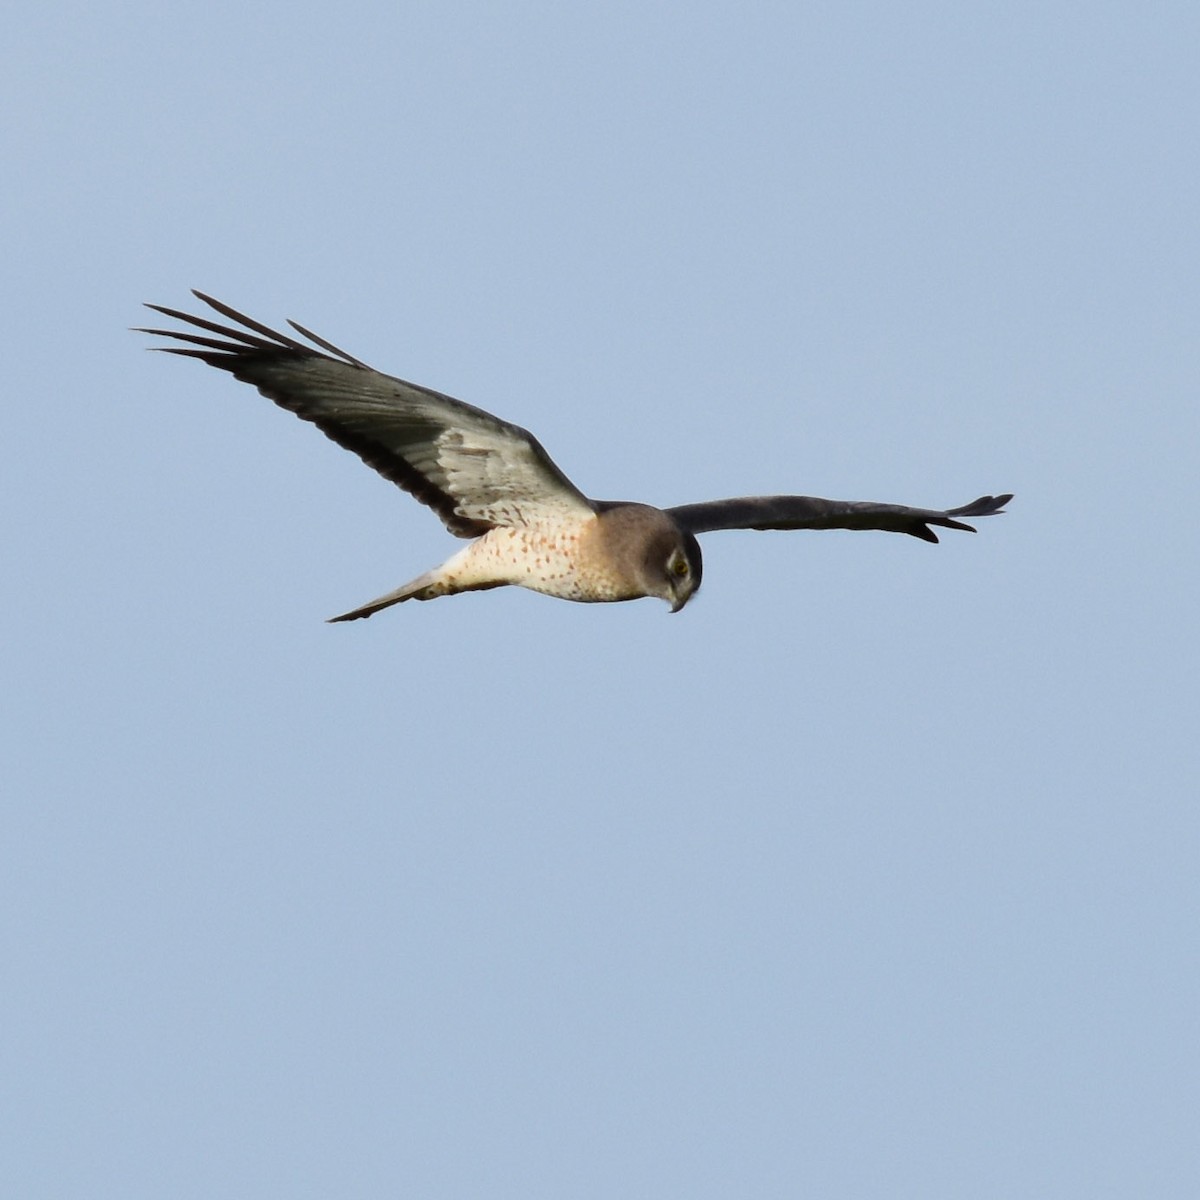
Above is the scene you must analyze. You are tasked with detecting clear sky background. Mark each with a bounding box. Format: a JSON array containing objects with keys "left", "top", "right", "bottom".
[{"left": 5, "top": 2, "right": 1197, "bottom": 1196}]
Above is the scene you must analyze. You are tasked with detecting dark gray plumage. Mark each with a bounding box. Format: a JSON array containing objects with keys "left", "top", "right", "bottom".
[{"left": 139, "top": 292, "right": 1012, "bottom": 620}]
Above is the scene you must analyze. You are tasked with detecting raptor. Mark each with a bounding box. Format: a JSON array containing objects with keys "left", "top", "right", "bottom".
[{"left": 140, "top": 292, "right": 1011, "bottom": 621}]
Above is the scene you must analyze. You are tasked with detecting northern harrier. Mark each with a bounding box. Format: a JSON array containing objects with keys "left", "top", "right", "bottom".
[{"left": 140, "top": 292, "right": 1012, "bottom": 621}]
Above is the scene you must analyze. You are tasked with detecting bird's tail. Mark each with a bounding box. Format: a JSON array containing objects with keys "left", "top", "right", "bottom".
[
  {"left": 328, "top": 567, "right": 507, "bottom": 622},
  {"left": 327, "top": 571, "right": 444, "bottom": 622}
]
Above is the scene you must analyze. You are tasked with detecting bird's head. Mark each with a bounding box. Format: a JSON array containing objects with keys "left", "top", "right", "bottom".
[
  {"left": 666, "top": 528, "right": 703, "bottom": 612},
  {"left": 641, "top": 520, "right": 703, "bottom": 613},
  {"left": 591, "top": 503, "right": 703, "bottom": 612}
]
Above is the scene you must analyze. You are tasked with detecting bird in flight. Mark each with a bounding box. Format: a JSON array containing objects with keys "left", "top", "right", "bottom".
[{"left": 140, "top": 292, "right": 1011, "bottom": 621}]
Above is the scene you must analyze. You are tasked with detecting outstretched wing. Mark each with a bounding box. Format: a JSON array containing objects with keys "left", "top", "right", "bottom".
[
  {"left": 667, "top": 493, "right": 1012, "bottom": 543},
  {"left": 138, "top": 291, "right": 594, "bottom": 537}
]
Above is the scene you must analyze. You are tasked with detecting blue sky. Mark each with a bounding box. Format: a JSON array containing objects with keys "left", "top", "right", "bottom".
[{"left": 5, "top": 2, "right": 1198, "bottom": 1196}]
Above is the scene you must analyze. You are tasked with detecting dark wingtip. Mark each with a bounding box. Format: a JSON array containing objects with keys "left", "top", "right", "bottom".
[
  {"left": 947, "top": 493, "right": 1014, "bottom": 519},
  {"left": 139, "top": 292, "right": 368, "bottom": 369},
  {"left": 917, "top": 492, "right": 1012, "bottom": 542}
]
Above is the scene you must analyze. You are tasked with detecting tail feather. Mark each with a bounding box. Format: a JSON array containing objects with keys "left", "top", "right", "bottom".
[
  {"left": 327, "top": 572, "right": 442, "bottom": 622},
  {"left": 328, "top": 570, "right": 507, "bottom": 622}
]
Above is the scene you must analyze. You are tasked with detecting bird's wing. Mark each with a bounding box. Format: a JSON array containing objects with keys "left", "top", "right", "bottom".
[
  {"left": 666, "top": 493, "right": 1012, "bottom": 543},
  {"left": 139, "top": 291, "right": 594, "bottom": 537}
]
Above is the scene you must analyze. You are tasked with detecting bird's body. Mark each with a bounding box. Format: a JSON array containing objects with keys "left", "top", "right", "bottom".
[
  {"left": 332, "top": 507, "right": 684, "bottom": 619},
  {"left": 139, "top": 292, "right": 1010, "bottom": 621}
]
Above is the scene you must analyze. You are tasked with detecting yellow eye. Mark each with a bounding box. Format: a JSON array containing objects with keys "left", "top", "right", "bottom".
[{"left": 671, "top": 556, "right": 689, "bottom": 577}]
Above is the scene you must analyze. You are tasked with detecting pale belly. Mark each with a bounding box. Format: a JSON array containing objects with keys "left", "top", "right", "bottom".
[{"left": 440, "top": 524, "right": 633, "bottom": 603}]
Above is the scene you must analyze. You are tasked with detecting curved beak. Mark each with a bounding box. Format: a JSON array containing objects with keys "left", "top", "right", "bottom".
[{"left": 668, "top": 582, "right": 694, "bottom": 614}]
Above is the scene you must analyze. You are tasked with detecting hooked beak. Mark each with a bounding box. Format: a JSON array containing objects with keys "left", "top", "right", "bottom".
[{"left": 668, "top": 585, "right": 693, "bottom": 614}]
